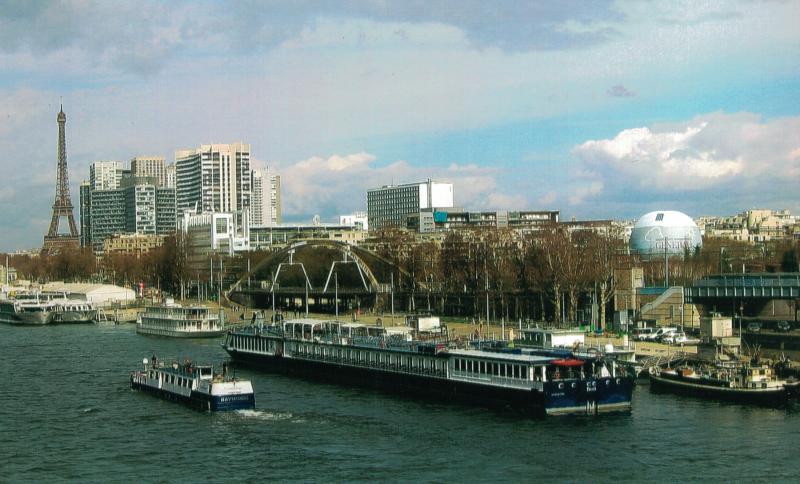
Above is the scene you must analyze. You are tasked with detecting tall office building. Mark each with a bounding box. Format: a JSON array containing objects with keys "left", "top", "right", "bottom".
[
  {"left": 89, "top": 160, "right": 123, "bottom": 190},
  {"left": 164, "top": 163, "right": 176, "bottom": 189},
  {"left": 251, "top": 167, "right": 281, "bottom": 226},
  {"left": 131, "top": 156, "right": 166, "bottom": 187},
  {"left": 79, "top": 181, "right": 92, "bottom": 248},
  {"left": 81, "top": 170, "right": 176, "bottom": 252},
  {"left": 88, "top": 188, "right": 126, "bottom": 251},
  {"left": 175, "top": 143, "right": 251, "bottom": 214},
  {"left": 366, "top": 180, "right": 454, "bottom": 230}
]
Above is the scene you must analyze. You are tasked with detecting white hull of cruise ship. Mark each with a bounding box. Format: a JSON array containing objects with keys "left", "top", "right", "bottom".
[
  {"left": 0, "top": 298, "right": 97, "bottom": 325},
  {"left": 136, "top": 302, "right": 225, "bottom": 338}
]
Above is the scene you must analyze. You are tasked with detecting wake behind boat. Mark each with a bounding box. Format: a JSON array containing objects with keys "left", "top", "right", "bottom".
[{"left": 130, "top": 355, "right": 255, "bottom": 411}]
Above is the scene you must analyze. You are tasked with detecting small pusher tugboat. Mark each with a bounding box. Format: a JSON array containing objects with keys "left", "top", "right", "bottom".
[
  {"left": 130, "top": 355, "right": 255, "bottom": 411},
  {"left": 649, "top": 359, "right": 800, "bottom": 406}
]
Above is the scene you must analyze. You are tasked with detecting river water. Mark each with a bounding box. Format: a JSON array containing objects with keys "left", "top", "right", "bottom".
[{"left": 2, "top": 323, "right": 798, "bottom": 482}]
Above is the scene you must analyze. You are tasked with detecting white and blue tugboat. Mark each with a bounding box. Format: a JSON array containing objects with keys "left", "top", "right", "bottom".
[
  {"left": 223, "top": 318, "right": 634, "bottom": 416},
  {"left": 130, "top": 355, "right": 255, "bottom": 411}
]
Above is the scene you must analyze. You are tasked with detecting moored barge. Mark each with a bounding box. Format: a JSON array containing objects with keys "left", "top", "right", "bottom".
[
  {"left": 130, "top": 355, "right": 255, "bottom": 411},
  {"left": 222, "top": 318, "right": 634, "bottom": 416}
]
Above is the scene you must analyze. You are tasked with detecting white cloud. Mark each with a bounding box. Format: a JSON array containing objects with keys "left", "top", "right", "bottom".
[
  {"left": 538, "top": 191, "right": 557, "bottom": 206},
  {"left": 574, "top": 120, "right": 746, "bottom": 190},
  {"left": 485, "top": 193, "right": 529, "bottom": 210},
  {"left": 569, "top": 112, "right": 800, "bottom": 210},
  {"left": 275, "top": 154, "right": 509, "bottom": 222},
  {"left": 568, "top": 181, "right": 603, "bottom": 205}
]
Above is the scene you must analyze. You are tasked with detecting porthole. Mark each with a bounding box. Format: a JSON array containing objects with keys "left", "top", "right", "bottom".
[
  {"left": 606, "top": 380, "right": 611, "bottom": 386},
  {"left": 558, "top": 383, "right": 564, "bottom": 390},
  {"left": 571, "top": 382, "right": 577, "bottom": 389},
  {"left": 616, "top": 378, "right": 621, "bottom": 385}
]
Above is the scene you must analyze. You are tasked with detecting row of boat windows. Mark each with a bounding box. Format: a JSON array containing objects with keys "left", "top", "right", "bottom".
[
  {"left": 141, "top": 319, "right": 220, "bottom": 330},
  {"left": 151, "top": 371, "right": 193, "bottom": 388},
  {"left": 293, "top": 342, "right": 446, "bottom": 372},
  {"left": 231, "top": 335, "right": 275, "bottom": 353},
  {"left": 454, "top": 358, "right": 529, "bottom": 380}
]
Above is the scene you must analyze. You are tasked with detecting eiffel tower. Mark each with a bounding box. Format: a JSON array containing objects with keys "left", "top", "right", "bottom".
[{"left": 42, "top": 105, "right": 80, "bottom": 255}]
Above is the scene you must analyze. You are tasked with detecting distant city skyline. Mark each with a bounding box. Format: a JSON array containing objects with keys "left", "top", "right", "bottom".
[{"left": 1, "top": 2, "right": 799, "bottom": 250}]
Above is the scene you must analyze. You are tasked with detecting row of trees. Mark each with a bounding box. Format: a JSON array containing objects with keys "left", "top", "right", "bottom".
[
  {"left": 370, "top": 225, "right": 800, "bottom": 327},
  {"left": 5, "top": 226, "right": 799, "bottom": 326},
  {"left": 6, "top": 235, "right": 187, "bottom": 295}
]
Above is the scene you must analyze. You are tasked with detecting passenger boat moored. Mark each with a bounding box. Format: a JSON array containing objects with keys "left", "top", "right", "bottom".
[
  {"left": 222, "top": 318, "right": 634, "bottom": 416},
  {"left": 130, "top": 355, "right": 255, "bottom": 411},
  {"left": 136, "top": 299, "right": 225, "bottom": 338}
]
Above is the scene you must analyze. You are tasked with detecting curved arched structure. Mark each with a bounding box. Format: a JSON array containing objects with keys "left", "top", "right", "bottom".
[{"left": 229, "top": 240, "right": 415, "bottom": 314}]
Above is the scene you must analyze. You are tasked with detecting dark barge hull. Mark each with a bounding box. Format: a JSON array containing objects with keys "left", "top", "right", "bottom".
[
  {"left": 225, "top": 347, "right": 633, "bottom": 416},
  {"left": 649, "top": 373, "right": 792, "bottom": 406},
  {"left": 226, "top": 347, "right": 547, "bottom": 414},
  {"left": 130, "top": 378, "right": 255, "bottom": 411}
]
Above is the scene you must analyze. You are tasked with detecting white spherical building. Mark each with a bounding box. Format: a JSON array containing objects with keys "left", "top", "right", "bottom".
[{"left": 629, "top": 210, "right": 702, "bottom": 258}]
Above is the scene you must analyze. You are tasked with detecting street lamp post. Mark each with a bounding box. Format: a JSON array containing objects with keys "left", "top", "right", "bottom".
[{"left": 335, "top": 271, "right": 339, "bottom": 320}]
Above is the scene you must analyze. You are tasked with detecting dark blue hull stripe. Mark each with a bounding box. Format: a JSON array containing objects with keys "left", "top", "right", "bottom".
[{"left": 130, "top": 379, "right": 255, "bottom": 411}]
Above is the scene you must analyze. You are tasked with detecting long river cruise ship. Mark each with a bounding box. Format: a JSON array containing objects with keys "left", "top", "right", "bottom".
[
  {"left": 136, "top": 300, "right": 225, "bottom": 338},
  {"left": 223, "top": 318, "right": 634, "bottom": 416},
  {"left": 0, "top": 292, "right": 97, "bottom": 325}
]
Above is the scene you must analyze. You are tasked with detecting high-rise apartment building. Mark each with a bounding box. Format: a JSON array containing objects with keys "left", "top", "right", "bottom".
[
  {"left": 89, "top": 161, "right": 123, "bottom": 190},
  {"left": 175, "top": 143, "right": 251, "bottom": 214},
  {"left": 131, "top": 156, "right": 167, "bottom": 187},
  {"left": 366, "top": 180, "right": 454, "bottom": 230},
  {"left": 251, "top": 167, "right": 281, "bottom": 226}
]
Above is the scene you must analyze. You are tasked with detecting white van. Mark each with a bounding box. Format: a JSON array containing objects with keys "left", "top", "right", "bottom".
[{"left": 632, "top": 327, "right": 656, "bottom": 341}]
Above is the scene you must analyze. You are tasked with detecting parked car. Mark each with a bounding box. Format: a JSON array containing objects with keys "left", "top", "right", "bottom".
[
  {"left": 776, "top": 320, "right": 792, "bottom": 332},
  {"left": 663, "top": 332, "right": 701, "bottom": 345},
  {"left": 652, "top": 327, "right": 678, "bottom": 342},
  {"left": 747, "top": 322, "right": 761, "bottom": 333}
]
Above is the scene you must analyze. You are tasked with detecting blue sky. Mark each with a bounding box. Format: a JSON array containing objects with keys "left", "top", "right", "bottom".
[{"left": 1, "top": 1, "right": 799, "bottom": 250}]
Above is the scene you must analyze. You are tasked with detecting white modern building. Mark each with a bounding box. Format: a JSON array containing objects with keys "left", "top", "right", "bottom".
[
  {"left": 180, "top": 210, "right": 250, "bottom": 256},
  {"left": 131, "top": 156, "right": 167, "bottom": 187},
  {"left": 339, "top": 211, "right": 368, "bottom": 231},
  {"left": 251, "top": 167, "right": 281, "bottom": 226},
  {"left": 366, "top": 180, "right": 454, "bottom": 230},
  {"left": 89, "top": 161, "right": 123, "bottom": 190},
  {"left": 175, "top": 143, "right": 252, "bottom": 214}
]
